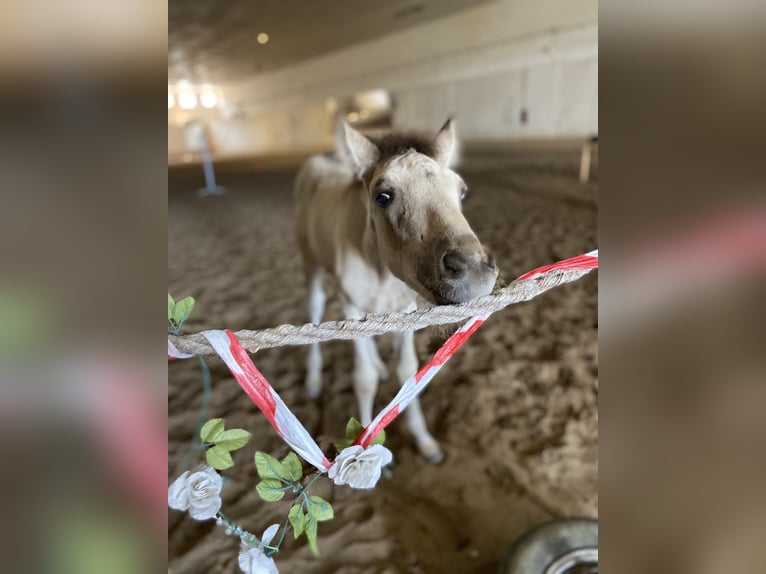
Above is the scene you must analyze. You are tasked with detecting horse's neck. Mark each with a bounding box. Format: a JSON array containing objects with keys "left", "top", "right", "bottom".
[
  {"left": 342, "top": 205, "right": 416, "bottom": 313},
  {"left": 361, "top": 220, "right": 385, "bottom": 274}
]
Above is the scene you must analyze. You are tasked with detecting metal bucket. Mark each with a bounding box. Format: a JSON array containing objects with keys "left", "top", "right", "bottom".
[{"left": 499, "top": 518, "right": 598, "bottom": 574}]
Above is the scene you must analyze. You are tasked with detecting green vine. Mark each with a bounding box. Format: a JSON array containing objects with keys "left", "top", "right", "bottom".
[
  {"left": 169, "top": 293, "right": 215, "bottom": 473},
  {"left": 169, "top": 293, "right": 387, "bottom": 559}
]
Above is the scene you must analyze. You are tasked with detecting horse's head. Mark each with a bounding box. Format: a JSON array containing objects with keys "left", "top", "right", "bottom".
[{"left": 341, "top": 118, "right": 498, "bottom": 305}]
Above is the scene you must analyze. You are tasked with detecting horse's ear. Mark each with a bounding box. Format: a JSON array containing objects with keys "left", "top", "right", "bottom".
[
  {"left": 339, "top": 120, "right": 380, "bottom": 175},
  {"left": 433, "top": 117, "right": 458, "bottom": 167}
]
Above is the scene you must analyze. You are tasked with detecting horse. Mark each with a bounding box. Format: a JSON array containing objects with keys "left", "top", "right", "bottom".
[{"left": 294, "top": 118, "right": 498, "bottom": 462}]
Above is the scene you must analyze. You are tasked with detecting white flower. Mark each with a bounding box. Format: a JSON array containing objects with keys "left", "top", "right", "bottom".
[
  {"left": 168, "top": 466, "right": 223, "bottom": 520},
  {"left": 238, "top": 524, "right": 280, "bottom": 574},
  {"left": 328, "top": 444, "right": 393, "bottom": 489}
]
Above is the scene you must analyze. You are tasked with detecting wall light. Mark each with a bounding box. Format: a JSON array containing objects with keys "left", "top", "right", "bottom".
[{"left": 257, "top": 33, "right": 269, "bottom": 45}]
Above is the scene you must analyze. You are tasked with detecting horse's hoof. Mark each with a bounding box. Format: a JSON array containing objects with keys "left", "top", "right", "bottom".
[
  {"left": 423, "top": 448, "right": 445, "bottom": 465},
  {"left": 419, "top": 441, "right": 444, "bottom": 464}
]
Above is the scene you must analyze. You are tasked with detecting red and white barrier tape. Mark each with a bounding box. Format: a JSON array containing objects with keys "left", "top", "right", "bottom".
[
  {"left": 169, "top": 249, "right": 598, "bottom": 470},
  {"left": 203, "top": 330, "right": 332, "bottom": 471},
  {"left": 168, "top": 339, "right": 194, "bottom": 360},
  {"left": 355, "top": 249, "right": 598, "bottom": 448}
]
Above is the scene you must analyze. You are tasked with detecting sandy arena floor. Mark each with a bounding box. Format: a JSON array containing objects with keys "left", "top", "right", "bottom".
[{"left": 168, "top": 147, "right": 598, "bottom": 574}]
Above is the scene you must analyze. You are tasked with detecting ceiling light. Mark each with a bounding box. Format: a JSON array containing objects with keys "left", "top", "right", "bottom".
[
  {"left": 257, "top": 33, "right": 269, "bottom": 45},
  {"left": 347, "top": 112, "right": 359, "bottom": 122},
  {"left": 359, "top": 109, "right": 370, "bottom": 119},
  {"left": 178, "top": 89, "right": 197, "bottom": 110},
  {"left": 200, "top": 85, "right": 218, "bottom": 109}
]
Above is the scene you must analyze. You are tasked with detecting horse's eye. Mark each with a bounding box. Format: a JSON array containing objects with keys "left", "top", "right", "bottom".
[
  {"left": 460, "top": 186, "right": 469, "bottom": 203},
  {"left": 375, "top": 191, "right": 394, "bottom": 208}
]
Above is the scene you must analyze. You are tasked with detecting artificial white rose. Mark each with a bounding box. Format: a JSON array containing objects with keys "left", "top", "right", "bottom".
[
  {"left": 167, "top": 466, "right": 223, "bottom": 520},
  {"left": 238, "top": 524, "right": 280, "bottom": 574},
  {"left": 168, "top": 471, "right": 191, "bottom": 510},
  {"left": 328, "top": 444, "right": 393, "bottom": 489}
]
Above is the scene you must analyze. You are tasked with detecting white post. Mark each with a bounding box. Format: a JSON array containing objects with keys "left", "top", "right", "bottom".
[{"left": 198, "top": 133, "right": 225, "bottom": 196}]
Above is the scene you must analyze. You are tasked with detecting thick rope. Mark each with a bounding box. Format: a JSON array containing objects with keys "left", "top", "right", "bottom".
[{"left": 170, "top": 267, "right": 594, "bottom": 356}]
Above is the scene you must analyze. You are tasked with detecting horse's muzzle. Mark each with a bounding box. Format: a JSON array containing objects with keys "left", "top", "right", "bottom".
[{"left": 430, "top": 244, "right": 498, "bottom": 305}]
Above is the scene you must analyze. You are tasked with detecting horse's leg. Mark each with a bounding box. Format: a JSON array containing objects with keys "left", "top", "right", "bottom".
[
  {"left": 368, "top": 338, "right": 389, "bottom": 380},
  {"left": 305, "top": 269, "right": 325, "bottom": 399},
  {"left": 345, "top": 303, "right": 380, "bottom": 426},
  {"left": 395, "top": 331, "right": 443, "bottom": 463}
]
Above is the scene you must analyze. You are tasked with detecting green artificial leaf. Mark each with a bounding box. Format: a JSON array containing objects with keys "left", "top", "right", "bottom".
[
  {"left": 167, "top": 294, "right": 175, "bottom": 322},
  {"left": 172, "top": 296, "right": 195, "bottom": 325},
  {"left": 305, "top": 518, "right": 319, "bottom": 556},
  {"left": 307, "top": 496, "right": 334, "bottom": 522},
  {"left": 200, "top": 418, "right": 225, "bottom": 443},
  {"left": 255, "top": 452, "right": 285, "bottom": 480},
  {"left": 345, "top": 417, "right": 364, "bottom": 440},
  {"left": 281, "top": 452, "right": 303, "bottom": 482},
  {"left": 256, "top": 479, "right": 285, "bottom": 502},
  {"left": 199, "top": 420, "right": 250, "bottom": 452},
  {"left": 288, "top": 504, "right": 306, "bottom": 538},
  {"left": 370, "top": 429, "right": 386, "bottom": 446},
  {"left": 216, "top": 428, "right": 251, "bottom": 451},
  {"left": 55, "top": 510, "right": 144, "bottom": 574},
  {"left": 0, "top": 289, "right": 49, "bottom": 354},
  {"left": 206, "top": 446, "right": 234, "bottom": 470},
  {"left": 334, "top": 438, "right": 352, "bottom": 453},
  {"left": 336, "top": 416, "right": 365, "bottom": 452}
]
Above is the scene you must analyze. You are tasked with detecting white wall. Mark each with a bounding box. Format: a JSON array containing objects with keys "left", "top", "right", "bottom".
[
  {"left": 169, "top": 0, "right": 597, "bottom": 157},
  {"left": 394, "top": 52, "right": 598, "bottom": 139},
  {"left": 169, "top": 102, "right": 334, "bottom": 159},
  {"left": 205, "top": 102, "right": 334, "bottom": 156}
]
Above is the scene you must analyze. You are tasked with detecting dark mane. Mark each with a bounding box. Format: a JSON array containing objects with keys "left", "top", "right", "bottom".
[{"left": 369, "top": 131, "right": 439, "bottom": 162}]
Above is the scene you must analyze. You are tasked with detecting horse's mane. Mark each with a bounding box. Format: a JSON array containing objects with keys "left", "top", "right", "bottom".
[
  {"left": 368, "top": 132, "right": 441, "bottom": 163},
  {"left": 333, "top": 122, "right": 454, "bottom": 172}
]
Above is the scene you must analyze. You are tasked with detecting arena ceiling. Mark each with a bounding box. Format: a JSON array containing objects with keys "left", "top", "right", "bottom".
[{"left": 168, "top": 0, "right": 494, "bottom": 84}]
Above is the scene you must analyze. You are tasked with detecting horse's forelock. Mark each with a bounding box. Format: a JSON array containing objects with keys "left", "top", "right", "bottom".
[{"left": 370, "top": 133, "right": 441, "bottom": 164}]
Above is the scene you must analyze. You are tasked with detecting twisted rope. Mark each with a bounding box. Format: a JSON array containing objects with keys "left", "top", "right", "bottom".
[{"left": 170, "top": 267, "right": 595, "bottom": 357}]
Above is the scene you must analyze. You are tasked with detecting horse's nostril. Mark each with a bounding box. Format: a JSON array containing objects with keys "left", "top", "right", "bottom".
[
  {"left": 485, "top": 253, "right": 496, "bottom": 269},
  {"left": 440, "top": 249, "right": 469, "bottom": 279}
]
